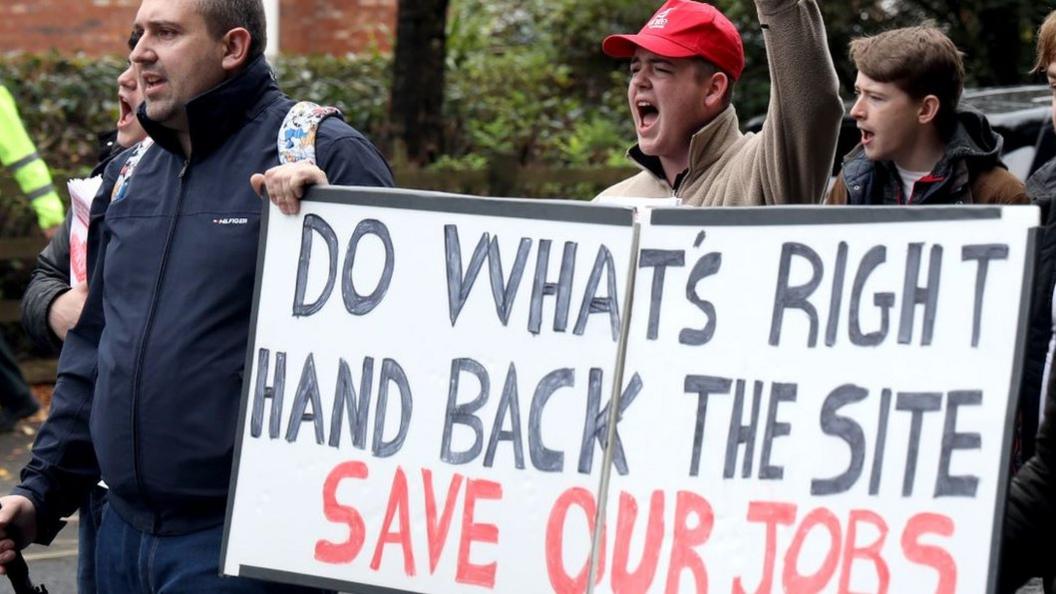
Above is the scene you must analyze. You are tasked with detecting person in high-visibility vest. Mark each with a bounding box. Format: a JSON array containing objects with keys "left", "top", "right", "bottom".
[
  {"left": 0, "top": 84, "right": 65, "bottom": 236},
  {"left": 0, "top": 84, "right": 48, "bottom": 434}
]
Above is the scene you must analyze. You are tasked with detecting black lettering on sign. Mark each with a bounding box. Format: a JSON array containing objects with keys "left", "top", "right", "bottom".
[
  {"left": 639, "top": 249, "right": 685, "bottom": 340},
  {"left": 680, "top": 250, "right": 722, "bottom": 346},
  {"left": 849, "top": 246, "right": 893, "bottom": 346},
  {"left": 769, "top": 243, "right": 823, "bottom": 347},
  {"left": 897, "top": 243, "right": 942, "bottom": 346},
  {"left": 328, "top": 357, "right": 374, "bottom": 450},
  {"left": 936, "top": 390, "right": 982, "bottom": 497},
  {"left": 372, "top": 359, "right": 412, "bottom": 458},
  {"left": 529, "top": 240, "right": 577, "bottom": 335},
  {"left": 962, "top": 244, "right": 1009, "bottom": 347},
  {"left": 292, "top": 215, "right": 338, "bottom": 317},
  {"left": 484, "top": 363, "right": 526, "bottom": 469},
  {"left": 684, "top": 374, "right": 733, "bottom": 477},
  {"left": 342, "top": 219, "right": 394, "bottom": 316},
  {"left": 441, "top": 358, "right": 489, "bottom": 465},
  {"left": 811, "top": 384, "right": 868, "bottom": 496},
  {"left": 251, "top": 348, "right": 286, "bottom": 439}
]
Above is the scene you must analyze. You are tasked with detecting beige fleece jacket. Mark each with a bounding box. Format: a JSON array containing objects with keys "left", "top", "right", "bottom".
[{"left": 595, "top": 0, "right": 843, "bottom": 206}]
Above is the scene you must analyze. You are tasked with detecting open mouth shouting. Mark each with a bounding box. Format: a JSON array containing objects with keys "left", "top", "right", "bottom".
[
  {"left": 860, "top": 127, "right": 875, "bottom": 147},
  {"left": 636, "top": 99, "right": 660, "bottom": 132},
  {"left": 117, "top": 94, "right": 137, "bottom": 130}
]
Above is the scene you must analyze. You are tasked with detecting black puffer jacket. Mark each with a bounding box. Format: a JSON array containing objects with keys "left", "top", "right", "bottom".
[
  {"left": 20, "top": 132, "right": 122, "bottom": 355},
  {"left": 1000, "top": 158, "right": 1056, "bottom": 594}
]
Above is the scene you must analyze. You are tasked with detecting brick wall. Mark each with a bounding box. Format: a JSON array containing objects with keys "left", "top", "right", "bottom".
[
  {"left": 0, "top": 0, "right": 396, "bottom": 56},
  {"left": 280, "top": 0, "right": 396, "bottom": 55}
]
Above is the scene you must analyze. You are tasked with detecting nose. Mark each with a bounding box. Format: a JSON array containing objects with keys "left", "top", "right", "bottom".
[
  {"left": 129, "top": 32, "right": 151, "bottom": 64},
  {"left": 849, "top": 95, "right": 866, "bottom": 121},
  {"left": 118, "top": 65, "right": 136, "bottom": 90},
  {"left": 630, "top": 69, "right": 651, "bottom": 90}
]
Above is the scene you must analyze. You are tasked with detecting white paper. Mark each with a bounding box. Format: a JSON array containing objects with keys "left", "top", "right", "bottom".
[{"left": 66, "top": 176, "right": 103, "bottom": 287}]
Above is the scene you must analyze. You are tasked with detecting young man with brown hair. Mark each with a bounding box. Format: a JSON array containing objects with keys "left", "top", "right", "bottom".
[
  {"left": 595, "top": 0, "right": 843, "bottom": 206},
  {"left": 1000, "top": 10, "right": 1056, "bottom": 594},
  {"left": 828, "top": 26, "right": 1027, "bottom": 206}
]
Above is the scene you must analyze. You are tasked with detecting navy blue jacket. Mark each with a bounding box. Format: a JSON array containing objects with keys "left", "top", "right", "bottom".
[{"left": 13, "top": 56, "right": 393, "bottom": 540}]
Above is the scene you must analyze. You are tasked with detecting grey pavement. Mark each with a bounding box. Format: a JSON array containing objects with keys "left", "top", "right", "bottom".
[
  {"left": 0, "top": 412, "right": 1047, "bottom": 594},
  {"left": 0, "top": 415, "right": 78, "bottom": 594}
]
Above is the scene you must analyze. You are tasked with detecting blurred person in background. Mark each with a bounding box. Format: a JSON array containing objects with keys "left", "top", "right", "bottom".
[
  {"left": 1001, "top": 9, "right": 1056, "bottom": 594},
  {"left": 0, "top": 82, "right": 62, "bottom": 433}
]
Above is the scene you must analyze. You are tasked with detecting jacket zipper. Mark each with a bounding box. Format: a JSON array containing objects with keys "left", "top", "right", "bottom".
[{"left": 128, "top": 158, "right": 190, "bottom": 527}]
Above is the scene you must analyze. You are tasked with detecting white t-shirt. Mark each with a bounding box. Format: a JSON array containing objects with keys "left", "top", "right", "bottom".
[{"left": 895, "top": 165, "right": 931, "bottom": 204}]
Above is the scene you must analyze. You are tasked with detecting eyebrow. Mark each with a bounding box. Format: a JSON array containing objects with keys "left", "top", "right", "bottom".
[
  {"left": 136, "top": 19, "right": 182, "bottom": 31},
  {"left": 631, "top": 57, "right": 675, "bottom": 68}
]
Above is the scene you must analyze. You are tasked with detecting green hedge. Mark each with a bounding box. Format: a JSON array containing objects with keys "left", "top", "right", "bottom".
[{"left": 0, "top": 50, "right": 637, "bottom": 214}]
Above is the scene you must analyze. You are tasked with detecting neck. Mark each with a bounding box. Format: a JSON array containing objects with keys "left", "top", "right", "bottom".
[
  {"left": 659, "top": 153, "right": 689, "bottom": 186},
  {"left": 177, "top": 132, "right": 192, "bottom": 158},
  {"left": 893, "top": 127, "right": 945, "bottom": 172}
]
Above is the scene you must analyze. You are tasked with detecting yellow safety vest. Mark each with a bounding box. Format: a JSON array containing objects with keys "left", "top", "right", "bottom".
[{"left": 0, "top": 85, "right": 64, "bottom": 230}]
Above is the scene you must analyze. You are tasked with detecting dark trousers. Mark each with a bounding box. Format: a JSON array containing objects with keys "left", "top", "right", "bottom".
[
  {"left": 96, "top": 505, "right": 332, "bottom": 594},
  {"left": 77, "top": 486, "right": 107, "bottom": 594},
  {"left": 0, "top": 335, "right": 32, "bottom": 409}
]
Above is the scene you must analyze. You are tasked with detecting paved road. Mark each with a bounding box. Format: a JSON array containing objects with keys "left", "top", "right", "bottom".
[
  {"left": 0, "top": 411, "right": 78, "bottom": 594},
  {"left": 0, "top": 405, "right": 1047, "bottom": 594}
]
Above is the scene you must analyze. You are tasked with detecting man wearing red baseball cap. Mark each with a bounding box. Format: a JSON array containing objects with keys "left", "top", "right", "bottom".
[{"left": 595, "top": 0, "right": 843, "bottom": 206}]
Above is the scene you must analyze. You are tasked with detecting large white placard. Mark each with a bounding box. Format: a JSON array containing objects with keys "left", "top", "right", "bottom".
[
  {"left": 223, "top": 196, "right": 1037, "bottom": 594},
  {"left": 222, "top": 187, "right": 637, "bottom": 594},
  {"left": 600, "top": 206, "right": 1036, "bottom": 594}
]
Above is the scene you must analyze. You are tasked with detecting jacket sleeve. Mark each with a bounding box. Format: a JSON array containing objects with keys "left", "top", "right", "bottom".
[
  {"left": 20, "top": 209, "right": 74, "bottom": 355},
  {"left": 744, "top": 0, "right": 844, "bottom": 205},
  {"left": 314, "top": 119, "right": 395, "bottom": 188},
  {"left": 9, "top": 170, "right": 117, "bottom": 545},
  {"left": 824, "top": 174, "right": 848, "bottom": 205}
]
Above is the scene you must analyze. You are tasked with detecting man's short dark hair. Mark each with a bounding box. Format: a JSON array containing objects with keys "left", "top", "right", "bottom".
[
  {"left": 693, "top": 58, "right": 734, "bottom": 109},
  {"left": 196, "top": 0, "right": 267, "bottom": 61}
]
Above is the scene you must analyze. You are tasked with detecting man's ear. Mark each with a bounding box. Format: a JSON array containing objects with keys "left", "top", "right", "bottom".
[
  {"left": 918, "top": 95, "right": 940, "bottom": 125},
  {"left": 702, "top": 71, "right": 729, "bottom": 111},
  {"left": 220, "top": 27, "right": 252, "bottom": 72}
]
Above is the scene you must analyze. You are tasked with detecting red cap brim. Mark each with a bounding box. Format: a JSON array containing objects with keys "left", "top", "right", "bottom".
[{"left": 602, "top": 33, "right": 699, "bottom": 59}]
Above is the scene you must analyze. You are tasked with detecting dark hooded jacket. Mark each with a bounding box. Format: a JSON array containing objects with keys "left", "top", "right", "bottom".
[
  {"left": 1000, "top": 158, "right": 1056, "bottom": 594},
  {"left": 12, "top": 56, "right": 393, "bottom": 542},
  {"left": 827, "top": 110, "right": 1027, "bottom": 206}
]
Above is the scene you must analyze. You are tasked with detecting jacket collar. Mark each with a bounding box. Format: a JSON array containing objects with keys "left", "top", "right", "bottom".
[
  {"left": 625, "top": 105, "right": 743, "bottom": 189},
  {"left": 138, "top": 56, "right": 281, "bottom": 159},
  {"left": 1028, "top": 160, "right": 1056, "bottom": 221}
]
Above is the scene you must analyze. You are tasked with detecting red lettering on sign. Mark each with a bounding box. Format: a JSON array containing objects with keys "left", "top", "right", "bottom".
[
  {"left": 732, "top": 501, "right": 797, "bottom": 594},
  {"left": 611, "top": 490, "right": 665, "bottom": 594},
  {"left": 901, "top": 513, "right": 956, "bottom": 594},
  {"left": 315, "top": 460, "right": 369, "bottom": 564},
  {"left": 838, "top": 509, "right": 889, "bottom": 594},
  {"left": 664, "top": 491, "right": 713, "bottom": 594},
  {"left": 370, "top": 466, "right": 416, "bottom": 576},
  {"left": 782, "top": 507, "right": 841, "bottom": 594},
  {"left": 456, "top": 478, "right": 503, "bottom": 588},
  {"left": 422, "top": 468, "right": 464, "bottom": 574},
  {"left": 546, "top": 487, "right": 606, "bottom": 594}
]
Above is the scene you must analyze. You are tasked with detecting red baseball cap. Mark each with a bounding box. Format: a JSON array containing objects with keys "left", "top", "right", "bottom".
[{"left": 602, "top": 0, "right": 745, "bottom": 81}]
